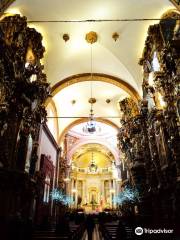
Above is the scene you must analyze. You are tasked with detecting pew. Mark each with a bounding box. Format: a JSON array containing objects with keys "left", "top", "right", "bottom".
[
  {"left": 100, "top": 221, "right": 134, "bottom": 240},
  {"left": 100, "top": 221, "right": 119, "bottom": 240},
  {"left": 32, "top": 221, "right": 85, "bottom": 240}
]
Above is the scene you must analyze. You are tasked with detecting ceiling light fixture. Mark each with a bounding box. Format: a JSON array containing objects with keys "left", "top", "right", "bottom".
[
  {"left": 63, "top": 33, "right": 70, "bottom": 42},
  {"left": 106, "top": 99, "right": 111, "bottom": 104},
  {"left": 112, "top": 32, "right": 119, "bottom": 41},
  {"left": 83, "top": 31, "right": 100, "bottom": 134},
  {"left": 83, "top": 32, "right": 101, "bottom": 134},
  {"left": 89, "top": 152, "right": 98, "bottom": 173}
]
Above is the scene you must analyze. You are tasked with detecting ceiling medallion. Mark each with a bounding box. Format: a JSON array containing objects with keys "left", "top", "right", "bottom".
[
  {"left": 88, "top": 97, "right": 96, "bottom": 104},
  {"left": 63, "top": 33, "right": 70, "bottom": 42},
  {"left": 85, "top": 31, "right": 98, "bottom": 44},
  {"left": 71, "top": 99, "right": 76, "bottom": 105},
  {"left": 112, "top": 32, "right": 119, "bottom": 41}
]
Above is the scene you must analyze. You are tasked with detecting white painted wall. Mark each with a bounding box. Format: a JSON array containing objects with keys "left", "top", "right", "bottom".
[{"left": 38, "top": 127, "right": 57, "bottom": 168}]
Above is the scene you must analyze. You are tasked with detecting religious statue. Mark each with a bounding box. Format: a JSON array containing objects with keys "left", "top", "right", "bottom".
[{"left": 143, "top": 81, "right": 156, "bottom": 111}]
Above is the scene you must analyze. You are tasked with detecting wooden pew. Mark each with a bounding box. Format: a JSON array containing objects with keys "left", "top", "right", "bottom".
[
  {"left": 100, "top": 221, "right": 119, "bottom": 240},
  {"left": 32, "top": 221, "right": 85, "bottom": 240}
]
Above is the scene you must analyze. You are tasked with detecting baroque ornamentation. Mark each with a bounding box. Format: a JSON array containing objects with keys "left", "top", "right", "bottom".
[
  {"left": 0, "top": 14, "right": 50, "bottom": 172},
  {"left": 117, "top": 10, "right": 180, "bottom": 223},
  {"left": 85, "top": 31, "right": 98, "bottom": 44}
]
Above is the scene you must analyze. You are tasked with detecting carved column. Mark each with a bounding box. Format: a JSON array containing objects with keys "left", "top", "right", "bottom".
[
  {"left": 0, "top": 14, "right": 50, "bottom": 239},
  {"left": 138, "top": 11, "right": 180, "bottom": 225},
  {"left": 154, "top": 72, "right": 180, "bottom": 169},
  {"left": 118, "top": 98, "right": 153, "bottom": 221}
]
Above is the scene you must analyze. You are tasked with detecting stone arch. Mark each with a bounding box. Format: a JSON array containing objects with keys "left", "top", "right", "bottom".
[
  {"left": 67, "top": 139, "right": 120, "bottom": 166},
  {"left": 45, "top": 73, "right": 141, "bottom": 107},
  {"left": 46, "top": 99, "right": 59, "bottom": 141},
  {"left": 58, "top": 117, "right": 119, "bottom": 145}
]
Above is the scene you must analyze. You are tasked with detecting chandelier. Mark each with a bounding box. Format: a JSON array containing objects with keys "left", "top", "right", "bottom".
[
  {"left": 89, "top": 152, "right": 98, "bottom": 173},
  {"left": 83, "top": 97, "right": 101, "bottom": 134},
  {"left": 83, "top": 31, "right": 101, "bottom": 134}
]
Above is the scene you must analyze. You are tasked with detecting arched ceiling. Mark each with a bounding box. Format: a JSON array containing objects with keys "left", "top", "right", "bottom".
[
  {"left": 52, "top": 80, "right": 129, "bottom": 136},
  {"left": 6, "top": 0, "right": 174, "bottom": 148},
  {"left": 72, "top": 143, "right": 114, "bottom": 168},
  {"left": 7, "top": 0, "right": 174, "bottom": 95},
  {"left": 69, "top": 121, "right": 118, "bottom": 139}
]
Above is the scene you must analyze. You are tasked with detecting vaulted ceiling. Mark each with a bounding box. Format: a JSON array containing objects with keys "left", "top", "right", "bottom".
[
  {"left": 6, "top": 0, "right": 175, "bottom": 142},
  {"left": 72, "top": 143, "right": 114, "bottom": 168},
  {"left": 53, "top": 80, "right": 129, "bottom": 135},
  {"left": 7, "top": 0, "right": 174, "bottom": 92}
]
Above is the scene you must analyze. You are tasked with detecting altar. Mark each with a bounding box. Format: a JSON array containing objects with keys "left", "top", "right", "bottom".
[{"left": 82, "top": 204, "right": 102, "bottom": 213}]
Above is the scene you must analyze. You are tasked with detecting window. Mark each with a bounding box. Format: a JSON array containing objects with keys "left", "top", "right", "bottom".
[
  {"left": 148, "top": 51, "right": 160, "bottom": 86},
  {"left": 152, "top": 51, "right": 160, "bottom": 72},
  {"left": 25, "top": 135, "right": 33, "bottom": 173},
  {"left": 43, "top": 175, "right": 51, "bottom": 203}
]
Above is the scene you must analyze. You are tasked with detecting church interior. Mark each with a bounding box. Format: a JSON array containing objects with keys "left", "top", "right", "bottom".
[{"left": 0, "top": 0, "right": 180, "bottom": 239}]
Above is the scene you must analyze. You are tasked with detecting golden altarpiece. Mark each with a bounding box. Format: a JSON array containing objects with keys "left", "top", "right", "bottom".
[
  {"left": 0, "top": 14, "right": 51, "bottom": 239},
  {"left": 117, "top": 9, "right": 180, "bottom": 225}
]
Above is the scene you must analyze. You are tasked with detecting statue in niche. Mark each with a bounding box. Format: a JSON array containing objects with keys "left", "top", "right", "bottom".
[
  {"left": 143, "top": 80, "right": 156, "bottom": 111},
  {"left": 146, "top": 86, "right": 156, "bottom": 111},
  {"left": 143, "top": 59, "right": 152, "bottom": 82},
  {"left": 143, "top": 59, "right": 152, "bottom": 73}
]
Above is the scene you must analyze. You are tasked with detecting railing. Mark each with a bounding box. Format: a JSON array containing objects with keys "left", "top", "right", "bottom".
[{"left": 71, "top": 166, "right": 112, "bottom": 174}]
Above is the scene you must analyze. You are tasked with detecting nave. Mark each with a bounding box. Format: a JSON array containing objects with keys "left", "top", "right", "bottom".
[
  {"left": 31, "top": 212, "right": 133, "bottom": 240},
  {"left": 31, "top": 211, "right": 178, "bottom": 240},
  {"left": 0, "top": 0, "right": 180, "bottom": 240}
]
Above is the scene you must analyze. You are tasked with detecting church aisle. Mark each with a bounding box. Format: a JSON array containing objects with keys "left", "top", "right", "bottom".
[
  {"left": 0, "top": 1, "right": 180, "bottom": 240},
  {"left": 83, "top": 224, "right": 102, "bottom": 240}
]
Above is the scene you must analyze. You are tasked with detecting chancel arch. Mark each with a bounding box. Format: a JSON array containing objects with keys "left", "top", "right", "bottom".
[
  {"left": 68, "top": 142, "right": 121, "bottom": 210},
  {"left": 67, "top": 139, "right": 120, "bottom": 166},
  {"left": 58, "top": 117, "right": 119, "bottom": 145},
  {"left": 46, "top": 76, "right": 137, "bottom": 144},
  {"left": 45, "top": 73, "right": 141, "bottom": 106}
]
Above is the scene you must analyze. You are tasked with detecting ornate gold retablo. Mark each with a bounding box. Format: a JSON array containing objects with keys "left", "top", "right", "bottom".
[{"left": 85, "top": 31, "right": 98, "bottom": 44}]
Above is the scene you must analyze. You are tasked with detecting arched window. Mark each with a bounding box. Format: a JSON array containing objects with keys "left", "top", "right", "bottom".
[
  {"left": 46, "top": 101, "right": 59, "bottom": 141},
  {"left": 43, "top": 175, "right": 51, "bottom": 203},
  {"left": 25, "top": 135, "right": 33, "bottom": 173},
  {"left": 47, "top": 108, "right": 56, "bottom": 136},
  {"left": 148, "top": 51, "right": 160, "bottom": 86},
  {"left": 152, "top": 51, "right": 160, "bottom": 72}
]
